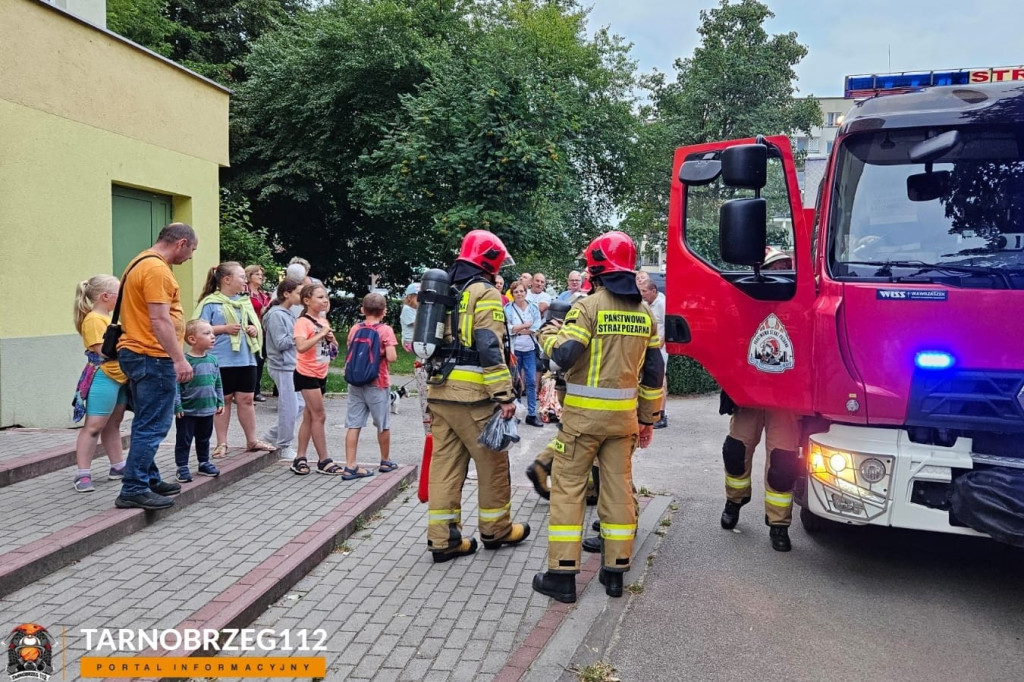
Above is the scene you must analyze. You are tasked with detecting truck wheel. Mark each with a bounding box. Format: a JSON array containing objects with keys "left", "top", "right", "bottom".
[{"left": 799, "top": 505, "right": 829, "bottom": 534}]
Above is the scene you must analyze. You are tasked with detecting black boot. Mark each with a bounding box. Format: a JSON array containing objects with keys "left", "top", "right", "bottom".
[
  {"left": 432, "top": 538, "right": 478, "bottom": 563},
  {"left": 592, "top": 519, "right": 600, "bottom": 532},
  {"left": 581, "top": 536, "right": 602, "bottom": 553},
  {"left": 720, "top": 497, "right": 749, "bottom": 530},
  {"left": 653, "top": 414, "right": 668, "bottom": 429},
  {"left": 532, "top": 572, "right": 577, "bottom": 603},
  {"left": 769, "top": 525, "right": 792, "bottom": 552},
  {"left": 598, "top": 568, "right": 623, "bottom": 597}
]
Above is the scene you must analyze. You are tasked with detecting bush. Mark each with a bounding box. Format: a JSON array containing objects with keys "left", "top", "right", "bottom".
[{"left": 666, "top": 355, "right": 719, "bottom": 395}]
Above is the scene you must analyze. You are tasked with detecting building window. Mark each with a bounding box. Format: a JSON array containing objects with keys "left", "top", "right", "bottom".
[
  {"left": 795, "top": 137, "right": 807, "bottom": 152},
  {"left": 809, "top": 138, "right": 820, "bottom": 153},
  {"left": 826, "top": 140, "right": 834, "bottom": 154},
  {"left": 826, "top": 111, "right": 844, "bottom": 127}
]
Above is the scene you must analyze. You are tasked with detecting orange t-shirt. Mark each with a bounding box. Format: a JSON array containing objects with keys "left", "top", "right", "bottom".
[
  {"left": 117, "top": 250, "right": 184, "bottom": 357},
  {"left": 294, "top": 314, "right": 333, "bottom": 379}
]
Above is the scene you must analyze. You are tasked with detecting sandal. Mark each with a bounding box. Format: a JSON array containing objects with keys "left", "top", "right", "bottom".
[
  {"left": 342, "top": 466, "right": 374, "bottom": 480},
  {"left": 247, "top": 439, "right": 278, "bottom": 453},
  {"left": 378, "top": 460, "right": 399, "bottom": 473},
  {"left": 212, "top": 443, "right": 229, "bottom": 459},
  {"left": 316, "top": 458, "right": 346, "bottom": 475},
  {"left": 290, "top": 457, "right": 310, "bottom": 476}
]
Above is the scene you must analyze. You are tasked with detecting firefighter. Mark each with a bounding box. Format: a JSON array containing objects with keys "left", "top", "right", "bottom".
[
  {"left": 425, "top": 230, "right": 530, "bottom": 563},
  {"left": 719, "top": 247, "right": 801, "bottom": 552},
  {"left": 532, "top": 232, "right": 665, "bottom": 603}
]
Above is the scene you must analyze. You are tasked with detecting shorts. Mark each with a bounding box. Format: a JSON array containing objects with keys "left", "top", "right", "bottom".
[
  {"left": 294, "top": 371, "right": 327, "bottom": 394},
  {"left": 345, "top": 385, "right": 391, "bottom": 431},
  {"left": 86, "top": 368, "right": 129, "bottom": 417},
  {"left": 221, "top": 365, "right": 258, "bottom": 395}
]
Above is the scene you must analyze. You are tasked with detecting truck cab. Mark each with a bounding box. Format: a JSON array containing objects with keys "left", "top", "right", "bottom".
[{"left": 665, "top": 81, "right": 1024, "bottom": 539}]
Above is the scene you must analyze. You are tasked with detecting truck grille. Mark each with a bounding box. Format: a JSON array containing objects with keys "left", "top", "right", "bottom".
[{"left": 906, "top": 369, "right": 1024, "bottom": 433}]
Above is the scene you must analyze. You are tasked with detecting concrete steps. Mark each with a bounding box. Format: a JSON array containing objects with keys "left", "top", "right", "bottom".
[{"left": 0, "top": 430, "right": 130, "bottom": 487}]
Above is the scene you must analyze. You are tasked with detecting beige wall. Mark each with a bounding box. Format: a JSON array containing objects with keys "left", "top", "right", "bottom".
[{"left": 0, "top": 0, "right": 230, "bottom": 426}]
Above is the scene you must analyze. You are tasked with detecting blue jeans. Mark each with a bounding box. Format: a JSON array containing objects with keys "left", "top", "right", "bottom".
[
  {"left": 515, "top": 348, "right": 538, "bottom": 417},
  {"left": 119, "top": 349, "right": 177, "bottom": 497}
]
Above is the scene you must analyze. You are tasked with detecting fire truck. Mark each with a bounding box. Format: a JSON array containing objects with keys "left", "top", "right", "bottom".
[{"left": 664, "top": 73, "right": 1024, "bottom": 541}]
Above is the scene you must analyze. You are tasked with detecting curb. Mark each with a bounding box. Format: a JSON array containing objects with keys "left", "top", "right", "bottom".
[
  {"left": 0, "top": 433, "right": 130, "bottom": 488},
  {"left": 94, "top": 467, "right": 417, "bottom": 682},
  {"left": 500, "top": 494, "right": 673, "bottom": 682},
  {"left": 0, "top": 446, "right": 279, "bottom": 598}
]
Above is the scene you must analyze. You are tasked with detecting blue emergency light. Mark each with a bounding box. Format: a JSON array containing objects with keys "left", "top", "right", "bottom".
[
  {"left": 844, "top": 70, "right": 971, "bottom": 99},
  {"left": 915, "top": 351, "right": 955, "bottom": 370}
]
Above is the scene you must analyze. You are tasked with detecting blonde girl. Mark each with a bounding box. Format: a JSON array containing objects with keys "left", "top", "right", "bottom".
[
  {"left": 72, "top": 275, "right": 127, "bottom": 492},
  {"left": 194, "top": 262, "right": 276, "bottom": 456},
  {"left": 290, "top": 284, "right": 341, "bottom": 475}
]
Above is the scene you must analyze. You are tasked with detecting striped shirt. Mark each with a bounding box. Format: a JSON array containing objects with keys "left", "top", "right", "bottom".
[{"left": 174, "top": 354, "right": 225, "bottom": 417}]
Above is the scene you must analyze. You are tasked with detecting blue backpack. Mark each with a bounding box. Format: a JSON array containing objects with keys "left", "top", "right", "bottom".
[{"left": 344, "top": 322, "right": 382, "bottom": 387}]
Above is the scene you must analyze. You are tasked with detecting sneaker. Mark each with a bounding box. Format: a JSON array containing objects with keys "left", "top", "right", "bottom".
[
  {"left": 254, "top": 393, "right": 267, "bottom": 403},
  {"left": 175, "top": 467, "right": 193, "bottom": 484},
  {"left": 149, "top": 479, "right": 182, "bottom": 496},
  {"left": 524, "top": 415, "right": 544, "bottom": 428},
  {"left": 278, "top": 446, "right": 297, "bottom": 461},
  {"left": 74, "top": 474, "right": 94, "bottom": 493},
  {"left": 197, "top": 461, "right": 220, "bottom": 477},
  {"left": 115, "top": 490, "right": 174, "bottom": 510},
  {"left": 107, "top": 467, "right": 125, "bottom": 480}
]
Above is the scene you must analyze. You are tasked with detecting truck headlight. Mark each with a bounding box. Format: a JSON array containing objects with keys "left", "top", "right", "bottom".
[{"left": 807, "top": 441, "right": 892, "bottom": 521}]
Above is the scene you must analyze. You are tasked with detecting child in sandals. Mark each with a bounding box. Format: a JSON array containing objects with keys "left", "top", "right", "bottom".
[
  {"left": 344, "top": 293, "right": 400, "bottom": 479},
  {"left": 290, "top": 284, "right": 348, "bottom": 476}
]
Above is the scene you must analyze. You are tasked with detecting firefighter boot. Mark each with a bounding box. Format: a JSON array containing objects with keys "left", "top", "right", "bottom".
[
  {"left": 532, "top": 572, "right": 577, "bottom": 604},
  {"left": 720, "top": 496, "right": 750, "bottom": 530},
  {"left": 581, "top": 535, "right": 602, "bottom": 553},
  {"left": 432, "top": 538, "right": 478, "bottom": 563},
  {"left": 769, "top": 525, "right": 792, "bottom": 552},
  {"left": 598, "top": 568, "right": 623, "bottom": 598},
  {"left": 483, "top": 523, "right": 531, "bottom": 550},
  {"left": 525, "top": 461, "right": 551, "bottom": 500}
]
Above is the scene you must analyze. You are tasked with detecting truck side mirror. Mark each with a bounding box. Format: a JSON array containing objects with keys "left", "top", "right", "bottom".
[
  {"left": 679, "top": 154, "right": 722, "bottom": 186},
  {"left": 720, "top": 198, "right": 767, "bottom": 266},
  {"left": 721, "top": 144, "right": 767, "bottom": 189}
]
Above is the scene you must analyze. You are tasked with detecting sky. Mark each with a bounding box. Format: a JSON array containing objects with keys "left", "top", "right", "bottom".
[{"left": 585, "top": 0, "right": 1024, "bottom": 97}]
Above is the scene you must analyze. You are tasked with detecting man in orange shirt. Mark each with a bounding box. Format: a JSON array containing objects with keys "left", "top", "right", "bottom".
[{"left": 115, "top": 223, "right": 198, "bottom": 510}]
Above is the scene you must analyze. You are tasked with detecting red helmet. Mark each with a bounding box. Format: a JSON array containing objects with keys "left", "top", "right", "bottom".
[
  {"left": 456, "top": 230, "right": 512, "bottom": 275},
  {"left": 585, "top": 231, "right": 636, "bottom": 276}
]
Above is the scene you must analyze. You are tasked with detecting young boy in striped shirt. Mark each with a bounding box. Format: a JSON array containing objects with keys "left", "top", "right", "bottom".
[{"left": 174, "top": 320, "right": 225, "bottom": 483}]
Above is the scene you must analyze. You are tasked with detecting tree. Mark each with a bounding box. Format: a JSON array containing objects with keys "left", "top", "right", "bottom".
[
  {"left": 218, "top": 189, "right": 280, "bottom": 277},
  {"left": 620, "top": 0, "right": 821, "bottom": 250},
  {"left": 353, "top": 0, "right": 639, "bottom": 282}
]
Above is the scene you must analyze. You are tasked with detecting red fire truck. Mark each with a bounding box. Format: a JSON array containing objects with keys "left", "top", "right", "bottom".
[{"left": 665, "top": 77, "right": 1024, "bottom": 540}]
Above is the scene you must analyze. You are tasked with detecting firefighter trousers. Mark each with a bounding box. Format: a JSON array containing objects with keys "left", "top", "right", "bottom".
[
  {"left": 534, "top": 443, "right": 597, "bottom": 499},
  {"left": 427, "top": 401, "right": 514, "bottom": 551},
  {"left": 723, "top": 407, "right": 800, "bottom": 526},
  {"left": 548, "top": 429, "right": 638, "bottom": 574}
]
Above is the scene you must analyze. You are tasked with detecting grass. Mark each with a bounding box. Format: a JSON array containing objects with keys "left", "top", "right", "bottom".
[
  {"left": 659, "top": 518, "right": 672, "bottom": 527},
  {"left": 572, "top": 662, "right": 619, "bottom": 682},
  {"left": 637, "top": 486, "right": 655, "bottom": 497},
  {"left": 333, "top": 542, "right": 353, "bottom": 554},
  {"left": 626, "top": 582, "right": 644, "bottom": 595}
]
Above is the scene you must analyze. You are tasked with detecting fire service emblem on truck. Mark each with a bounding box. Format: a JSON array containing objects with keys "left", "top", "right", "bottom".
[{"left": 748, "top": 314, "right": 794, "bottom": 373}]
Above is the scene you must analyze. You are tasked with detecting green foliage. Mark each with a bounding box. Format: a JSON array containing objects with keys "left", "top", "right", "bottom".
[
  {"left": 620, "top": 0, "right": 821, "bottom": 249},
  {"left": 107, "top": 0, "right": 176, "bottom": 56},
  {"left": 218, "top": 189, "right": 280, "bottom": 278},
  {"left": 666, "top": 355, "right": 718, "bottom": 395}
]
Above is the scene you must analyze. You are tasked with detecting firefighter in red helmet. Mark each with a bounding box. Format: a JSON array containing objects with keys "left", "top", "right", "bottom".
[
  {"left": 425, "top": 229, "right": 531, "bottom": 562},
  {"left": 719, "top": 247, "right": 801, "bottom": 552},
  {"left": 532, "top": 231, "right": 665, "bottom": 602}
]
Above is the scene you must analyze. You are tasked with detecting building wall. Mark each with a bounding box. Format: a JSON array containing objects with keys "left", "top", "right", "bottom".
[{"left": 0, "top": 0, "right": 229, "bottom": 427}]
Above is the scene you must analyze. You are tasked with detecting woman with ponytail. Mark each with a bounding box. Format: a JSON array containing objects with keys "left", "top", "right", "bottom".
[
  {"left": 71, "top": 275, "right": 127, "bottom": 492},
  {"left": 194, "top": 262, "right": 276, "bottom": 456}
]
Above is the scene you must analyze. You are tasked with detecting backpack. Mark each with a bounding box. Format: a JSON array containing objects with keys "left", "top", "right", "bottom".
[{"left": 344, "top": 322, "right": 383, "bottom": 387}]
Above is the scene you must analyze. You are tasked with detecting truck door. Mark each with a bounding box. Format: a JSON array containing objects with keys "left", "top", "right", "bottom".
[{"left": 664, "top": 135, "right": 816, "bottom": 414}]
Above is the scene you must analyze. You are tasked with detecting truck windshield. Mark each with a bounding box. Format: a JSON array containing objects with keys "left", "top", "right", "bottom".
[{"left": 830, "top": 127, "right": 1024, "bottom": 285}]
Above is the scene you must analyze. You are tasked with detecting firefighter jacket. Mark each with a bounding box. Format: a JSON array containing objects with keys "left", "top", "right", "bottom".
[
  {"left": 427, "top": 280, "right": 515, "bottom": 406},
  {"left": 538, "top": 285, "right": 665, "bottom": 436}
]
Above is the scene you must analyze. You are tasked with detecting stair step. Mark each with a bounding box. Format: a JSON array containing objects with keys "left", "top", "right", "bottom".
[
  {"left": 0, "top": 444, "right": 282, "bottom": 597},
  {"left": 0, "top": 430, "right": 130, "bottom": 487},
  {"left": 0, "top": 459, "right": 414, "bottom": 679}
]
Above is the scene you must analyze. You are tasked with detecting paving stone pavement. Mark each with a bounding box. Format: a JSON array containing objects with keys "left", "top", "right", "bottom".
[
  {"left": 216, "top": 485, "right": 582, "bottom": 682},
  {"left": 0, "top": 453, "right": 398, "bottom": 676}
]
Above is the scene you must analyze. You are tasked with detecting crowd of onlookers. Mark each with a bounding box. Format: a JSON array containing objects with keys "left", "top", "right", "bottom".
[{"left": 71, "top": 231, "right": 667, "bottom": 507}]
